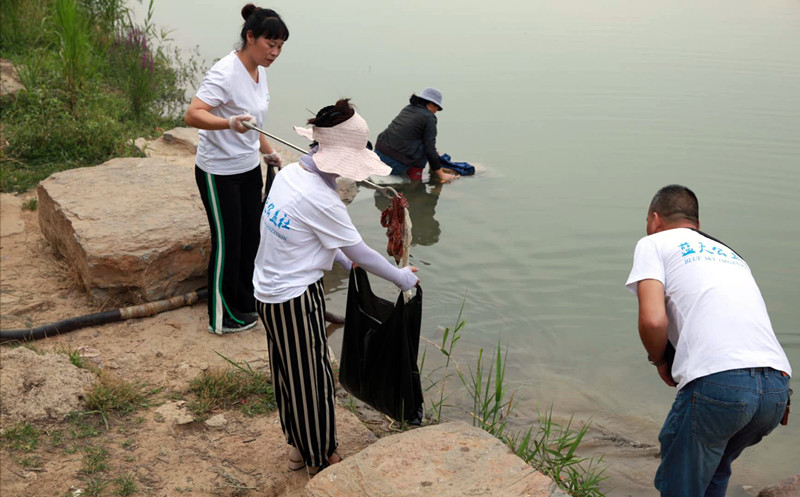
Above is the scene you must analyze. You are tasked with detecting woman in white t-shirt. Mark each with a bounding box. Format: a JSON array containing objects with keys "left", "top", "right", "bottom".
[
  {"left": 184, "top": 4, "right": 287, "bottom": 335},
  {"left": 253, "top": 99, "right": 419, "bottom": 475}
]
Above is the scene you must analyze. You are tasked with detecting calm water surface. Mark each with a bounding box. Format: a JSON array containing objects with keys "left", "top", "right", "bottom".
[{"left": 132, "top": 1, "right": 800, "bottom": 494}]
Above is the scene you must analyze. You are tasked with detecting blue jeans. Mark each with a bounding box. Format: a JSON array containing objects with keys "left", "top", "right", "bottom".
[
  {"left": 375, "top": 150, "right": 427, "bottom": 177},
  {"left": 656, "top": 368, "right": 790, "bottom": 497}
]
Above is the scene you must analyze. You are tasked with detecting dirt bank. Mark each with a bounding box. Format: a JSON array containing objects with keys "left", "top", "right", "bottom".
[{"left": 0, "top": 192, "right": 393, "bottom": 496}]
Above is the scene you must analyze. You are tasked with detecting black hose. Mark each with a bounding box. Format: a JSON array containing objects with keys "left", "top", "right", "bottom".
[
  {"left": 0, "top": 289, "right": 208, "bottom": 343},
  {"left": 0, "top": 288, "right": 345, "bottom": 343}
]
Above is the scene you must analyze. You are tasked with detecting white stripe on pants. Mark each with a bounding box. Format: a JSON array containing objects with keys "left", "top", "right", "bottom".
[{"left": 256, "top": 279, "right": 337, "bottom": 466}]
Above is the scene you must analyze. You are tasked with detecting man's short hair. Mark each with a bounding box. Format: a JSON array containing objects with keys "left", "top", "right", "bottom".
[{"left": 649, "top": 184, "right": 699, "bottom": 224}]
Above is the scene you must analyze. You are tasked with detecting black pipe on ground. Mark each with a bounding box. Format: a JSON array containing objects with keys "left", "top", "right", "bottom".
[
  {"left": 0, "top": 288, "right": 345, "bottom": 343},
  {"left": 0, "top": 289, "right": 208, "bottom": 343}
]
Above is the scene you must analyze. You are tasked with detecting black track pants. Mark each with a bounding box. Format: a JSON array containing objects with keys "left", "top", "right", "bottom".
[{"left": 195, "top": 165, "right": 262, "bottom": 331}]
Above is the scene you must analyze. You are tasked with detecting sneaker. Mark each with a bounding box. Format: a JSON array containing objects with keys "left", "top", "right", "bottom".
[{"left": 208, "top": 313, "right": 258, "bottom": 335}]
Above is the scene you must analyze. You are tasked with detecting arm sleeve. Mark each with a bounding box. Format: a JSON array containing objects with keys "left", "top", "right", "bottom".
[
  {"left": 423, "top": 114, "right": 441, "bottom": 171},
  {"left": 341, "top": 241, "right": 418, "bottom": 291},
  {"left": 334, "top": 249, "right": 353, "bottom": 271}
]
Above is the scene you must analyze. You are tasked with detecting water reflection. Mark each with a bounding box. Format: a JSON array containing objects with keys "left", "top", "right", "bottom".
[{"left": 374, "top": 181, "right": 443, "bottom": 247}]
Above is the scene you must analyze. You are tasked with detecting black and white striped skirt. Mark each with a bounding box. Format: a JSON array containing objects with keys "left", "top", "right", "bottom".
[{"left": 256, "top": 279, "right": 337, "bottom": 466}]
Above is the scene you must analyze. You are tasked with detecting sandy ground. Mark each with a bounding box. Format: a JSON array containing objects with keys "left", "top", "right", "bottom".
[{"left": 0, "top": 192, "right": 393, "bottom": 497}]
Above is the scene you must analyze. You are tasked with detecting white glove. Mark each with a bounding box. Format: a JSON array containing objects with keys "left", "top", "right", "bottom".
[
  {"left": 228, "top": 114, "right": 255, "bottom": 133},
  {"left": 264, "top": 152, "right": 282, "bottom": 167}
]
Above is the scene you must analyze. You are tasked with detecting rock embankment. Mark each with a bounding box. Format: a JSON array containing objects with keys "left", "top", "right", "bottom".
[
  {"left": 37, "top": 157, "right": 211, "bottom": 304},
  {"left": 307, "top": 421, "right": 568, "bottom": 497}
]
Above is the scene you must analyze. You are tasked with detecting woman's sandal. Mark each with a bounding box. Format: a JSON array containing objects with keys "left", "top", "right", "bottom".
[
  {"left": 307, "top": 452, "right": 343, "bottom": 476},
  {"left": 288, "top": 446, "right": 305, "bottom": 471}
]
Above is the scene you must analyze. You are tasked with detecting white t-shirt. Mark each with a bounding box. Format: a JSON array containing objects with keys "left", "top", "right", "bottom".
[
  {"left": 253, "top": 163, "right": 362, "bottom": 303},
  {"left": 626, "top": 228, "right": 791, "bottom": 390},
  {"left": 195, "top": 51, "right": 269, "bottom": 175}
]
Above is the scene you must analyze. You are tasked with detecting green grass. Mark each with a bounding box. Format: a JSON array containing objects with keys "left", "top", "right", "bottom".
[
  {"left": 1, "top": 411, "right": 146, "bottom": 494},
  {"left": 187, "top": 354, "right": 276, "bottom": 419},
  {"left": 66, "top": 412, "right": 103, "bottom": 439},
  {"left": 54, "top": 345, "right": 90, "bottom": 370},
  {"left": 1, "top": 422, "right": 40, "bottom": 451},
  {"left": 84, "top": 478, "right": 109, "bottom": 497},
  {"left": 14, "top": 454, "right": 43, "bottom": 468},
  {"left": 342, "top": 394, "right": 359, "bottom": 415},
  {"left": 507, "top": 410, "right": 607, "bottom": 497},
  {"left": 48, "top": 428, "right": 65, "bottom": 448},
  {"left": 420, "top": 303, "right": 608, "bottom": 497},
  {"left": 81, "top": 446, "right": 109, "bottom": 474},
  {"left": 22, "top": 197, "right": 38, "bottom": 210},
  {"left": 113, "top": 474, "right": 138, "bottom": 496},
  {"left": 85, "top": 373, "right": 155, "bottom": 420},
  {"left": 0, "top": 0, "right": 197, "bottom": 193},
  {"left": 54, "top": 0, "right": 91, "bottom": 106}
]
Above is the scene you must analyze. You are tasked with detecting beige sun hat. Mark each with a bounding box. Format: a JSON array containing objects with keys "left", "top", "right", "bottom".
[{"left": 293, "top": 112, "right": 391, "bottom": 181}]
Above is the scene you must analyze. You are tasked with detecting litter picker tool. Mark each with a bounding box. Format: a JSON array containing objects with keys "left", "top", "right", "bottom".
[{"left": 242, "top": 120, "right": 399, "bottom": 200}]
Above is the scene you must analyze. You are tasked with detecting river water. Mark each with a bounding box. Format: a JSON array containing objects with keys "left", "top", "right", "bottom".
[{"left": 131, "top": 1, "right": 800, "bottom": 494}]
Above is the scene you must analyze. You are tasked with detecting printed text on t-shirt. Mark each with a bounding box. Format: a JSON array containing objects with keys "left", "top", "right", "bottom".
[{"left": 679, "top": 241, "right": 745, "bottom": 267}]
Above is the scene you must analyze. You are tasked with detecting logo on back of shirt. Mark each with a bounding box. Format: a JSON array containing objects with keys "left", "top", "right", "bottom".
[
  {"left": 263, "top": 200, "right": 291, "bottom": 241},
  {"left": 678, "top": 241, "right": 745, "bottom": 267}
]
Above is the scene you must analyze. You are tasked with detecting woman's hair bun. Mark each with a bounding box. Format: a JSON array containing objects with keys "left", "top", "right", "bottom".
[{"left": 241, "top": 3, "right": 257, "bottom": 20}]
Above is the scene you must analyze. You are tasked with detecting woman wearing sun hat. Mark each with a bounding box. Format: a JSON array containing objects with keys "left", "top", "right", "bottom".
[
  {"left": 252, "top": 99, "right": 419, "bottom": 475},
  {"left": 375, "top": 87, "right": 459, "bottom": 182}
]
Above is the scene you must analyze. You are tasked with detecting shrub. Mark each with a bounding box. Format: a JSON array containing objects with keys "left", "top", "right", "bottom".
[{"left": 0, "top": 0, "right": 195, "bottom": 193}]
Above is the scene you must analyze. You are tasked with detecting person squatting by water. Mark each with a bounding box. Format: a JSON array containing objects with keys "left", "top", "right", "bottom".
[
  {"left": 184, "top": 4, "right": 287, "bottom": 334},
  {"left": 625, "top": 184, "right": 792, "bottom": 497},
  {"left": 252, "top": 99, "right": 419, "bottom": 474},
  {"left": 375, "top": 87, "right": 459, "bottom": 183}
]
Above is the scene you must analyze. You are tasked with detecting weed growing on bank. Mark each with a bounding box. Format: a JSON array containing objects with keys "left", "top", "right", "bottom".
[
  {"left": 22, "top": 197, "right": 38, "bottom": 210},
  {"left": 1, "top": 399, "right": 148, "bottom": 493},
  {"left": 0, "top": 0, "right": 199, "bottom": 192},
  {"left": 112, "top": 474, "right": 138, "bottom": 496},
  {"left": 187, "top": 354, "right": 277, "bottom": 420},
  {"left": 421, "top": 306, "right": 608, "bottom": 497},
  {"left": 1, "top": 422, "right": 40, "bottom": 452},
  {"left": 85, "top": 372, "right": 158, "bottom": 428}
]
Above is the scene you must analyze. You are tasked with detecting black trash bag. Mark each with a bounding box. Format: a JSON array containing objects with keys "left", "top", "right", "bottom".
[
  {"left": 261, "top": 162, "right": 278, "bottom": 205},
  {"left": 339, "top": 267, "right": 424, "bottom": 425}
]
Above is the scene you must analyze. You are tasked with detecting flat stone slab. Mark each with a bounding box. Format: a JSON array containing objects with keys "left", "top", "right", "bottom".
[
  {"left": 134, "top": 127, "right": 199, "bottom": 167},
  {"left": 305, "top": 421, "right": 567, "bottom": 497},
  {"left": 37, "top": 157, "right": 210, "bottom": 304}
]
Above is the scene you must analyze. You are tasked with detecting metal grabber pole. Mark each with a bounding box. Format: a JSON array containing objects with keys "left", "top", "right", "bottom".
[{"left": 242, "top": 121, "right": 399, "bottom": 199}]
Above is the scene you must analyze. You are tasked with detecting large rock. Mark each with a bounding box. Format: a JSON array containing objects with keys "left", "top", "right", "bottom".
[
  {"left": 37, "top": 157, "right": 209, "bottom": 304},
  {"left": 758, "top": 475, "right": 800, "bottom": 497},
  {"left": 134, "top": 127, "right": 199, "bottom": 167},
  {"left": 305, "top": 421, "right": 567, "bottom": 497}
]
